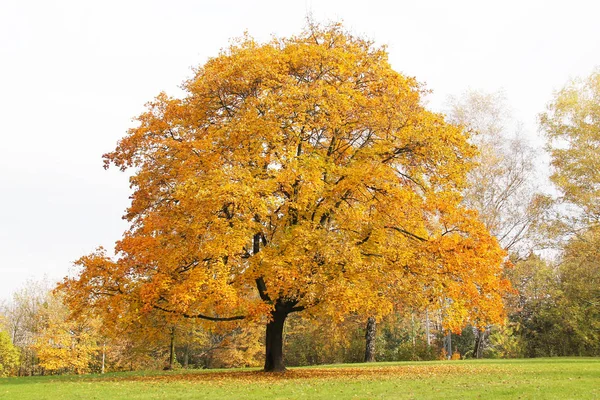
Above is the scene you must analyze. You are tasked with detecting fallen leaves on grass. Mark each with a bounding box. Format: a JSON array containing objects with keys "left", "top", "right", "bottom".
[{"left": 95, "top": 364, "right": 502, "bottom": 385}]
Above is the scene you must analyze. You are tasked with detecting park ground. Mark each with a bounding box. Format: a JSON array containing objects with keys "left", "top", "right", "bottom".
[{"left": 1, "top": 358, "right": 598, "bottom": 399}]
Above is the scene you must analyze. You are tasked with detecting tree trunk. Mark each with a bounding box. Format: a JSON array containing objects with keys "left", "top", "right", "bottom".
[
  {"left": 445, "top": 331, "right": 452, "bottom": 359},
  {"left": 183, "top": 343, "right": 189, "bottom": 368},
  {"left": 168, "top": 327, "right": 176, "bottom": 370},
  {"left": 425, "top": 309, "right": 431, "bottom": 347},
  {"left": 101, "top": 341, "right": 106, "bottom": 374},
  {"left": 473, "top": 329, "right": 481, "bottom": 359},
  {"left": 473, "top": 328, "right": 487, "bottom": 359},
  {"left": 264, "top": 305, "right": 289, "bottom": 372},
  {"left": 364, "top": 317, "right": 377, "bottom": 362}
]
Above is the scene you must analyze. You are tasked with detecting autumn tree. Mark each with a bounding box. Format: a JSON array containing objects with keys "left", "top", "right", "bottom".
[
  {"left": 60, "top": 23, "right": 509, "bottom": 372},
  {"left": 0, "top": 330, "right": 19, "bottom": 376},
  {"left": 32, "top": 292, "right": 100, "bottom": 374},
  {"left": 540, "top": 69, "right": 600, "bottom": 228},
  {"left": 0, "top": 280, "right": 52, "bottom": 375},
  {"left": 534, "top": 69, "right": 600, "bottom": 356},
  {"left": 446, "top": 90, "right": 545, "bottom": 358},
  {"left": 448, "top": 90, "right": 543, "bottom": 256}
]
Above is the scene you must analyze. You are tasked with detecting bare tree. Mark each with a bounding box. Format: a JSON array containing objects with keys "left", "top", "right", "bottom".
[
  {"left": 448, "top": 90, "right": 542, "bottom": 256},
  {"left": 446, "top": 90, "right": 543, "bottom": 357},
  {"left": 0, "top": 280, "right": 52, "bottom": 375}
]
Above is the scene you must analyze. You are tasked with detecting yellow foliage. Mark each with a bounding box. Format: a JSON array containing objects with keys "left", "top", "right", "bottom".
[
  {"left": 0, "top": 330, "right": 20, "bottom": 376},
  {"left": 59, "top": 23, "right": 509, "bottom": 361},
  {"left": 540, "top": 69, "right": 600, "bottom": 220},
  {"left": 32, "top": 294, "right": 99, "bottom": 374}
]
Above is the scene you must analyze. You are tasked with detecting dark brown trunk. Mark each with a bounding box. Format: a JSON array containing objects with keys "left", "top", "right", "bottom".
[
  {"left": 264, "top": 305, "right": 288, "bottom": 372},
  {"left": 364, "top": 317, "right": 377, "bottom": 362}
]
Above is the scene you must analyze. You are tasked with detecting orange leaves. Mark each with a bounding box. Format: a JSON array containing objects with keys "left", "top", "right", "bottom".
[
  {"left": 94, "top": 363, "right": 501, "bottom": 384},
  {"left": 63, "top": 23, "right": 509, "bottom": 349}
]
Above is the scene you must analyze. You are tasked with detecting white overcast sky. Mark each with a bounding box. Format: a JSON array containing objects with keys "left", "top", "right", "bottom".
[{"left": 1, "top": 0, "right": 599, "bottom": 300}]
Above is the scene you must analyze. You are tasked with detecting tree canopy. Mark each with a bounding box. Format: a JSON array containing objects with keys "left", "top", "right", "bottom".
[
  {"left": 447, "top": 90, "right": 541, "bottom": 255},
  {"left": 540, "top": 69, "right": 600, "bottom": 223},
  {"left": 532, "top": 69, "right": 600, "bottom": 357},
  {"left": 60, "top": 23, "right": 509, "bottom": 372},
  {"left": 0, "top": 330, "right": 19, "bottom": 377}
]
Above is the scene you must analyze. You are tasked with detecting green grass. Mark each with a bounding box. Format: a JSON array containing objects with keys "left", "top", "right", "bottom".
[{"left": 1, "top": 358, "right": 599, "bottom": 399}]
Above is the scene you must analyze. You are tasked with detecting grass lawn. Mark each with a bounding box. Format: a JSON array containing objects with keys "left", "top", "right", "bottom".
[{"left": 1, "top": 358, "right": 598, "bottom": 399}]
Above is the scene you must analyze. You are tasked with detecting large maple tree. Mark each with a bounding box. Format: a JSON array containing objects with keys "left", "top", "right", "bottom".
[{"left": 61, "top": 24, "right": 509, "bottom": 372}]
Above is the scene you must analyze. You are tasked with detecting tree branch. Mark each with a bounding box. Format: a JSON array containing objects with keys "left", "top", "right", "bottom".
[
  {"left": 153, "top": 304, "right": 245, "bottom": 321},
  {"left": 256, "top": 277, "right": 271, "bottom": 302},
  {"left": 385, "top": 226, "right": 428, "bottom": 242}
]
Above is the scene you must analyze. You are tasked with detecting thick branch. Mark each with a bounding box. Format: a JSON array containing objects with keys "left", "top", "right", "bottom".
[
  {"left": 252, "top": 230, "right": 272, "bottom": 302},
  {"left": 381, "top": 145, "right": 414, "bottom": 163},
  {"left": 153, "top": 304, "right": 245, "bottom": 321},
  {"left": 290, "top": 305, "right": 305, "bottom": 313},
  {"left": 385, "top": 226, "right": 428, "bottom": 242},
  {"left": 256, "top": 277, "right": 271, "bottom": 302}
]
